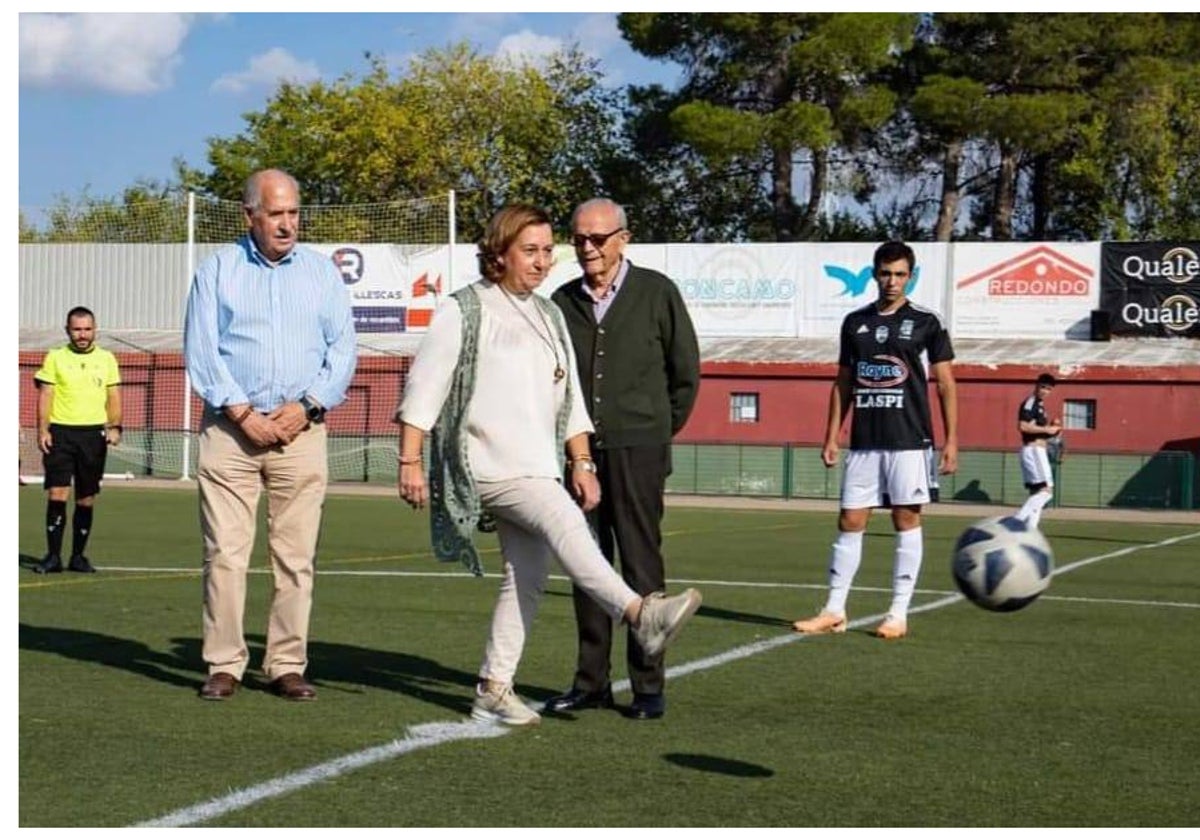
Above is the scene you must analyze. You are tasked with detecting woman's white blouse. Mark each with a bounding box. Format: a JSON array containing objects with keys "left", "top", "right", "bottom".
[{"left": 398, "top": 281, "right": 593, "bottom": 482}]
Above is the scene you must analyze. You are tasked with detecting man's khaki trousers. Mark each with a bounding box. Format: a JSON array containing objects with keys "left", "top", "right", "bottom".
[{"left": 197, "top": 415, "right": 328, "bottom": 681}]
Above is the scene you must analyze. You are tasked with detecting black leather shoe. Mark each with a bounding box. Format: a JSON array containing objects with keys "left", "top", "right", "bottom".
[
  {"left": 544, "top": 685, "right": 615, "bottom": 713},
  {"left": 68, "top": 554, "right": 96, "bottom": 573},
  {"left": 625, "top": 692, "right": 666, "bottom": 720},
  {"left": 34, "top": 554, "right": 63, "bottom": 574}
]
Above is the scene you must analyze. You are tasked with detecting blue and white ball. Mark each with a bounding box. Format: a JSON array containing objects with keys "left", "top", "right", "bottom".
[{"left": 951, "top": 516, "right": 1054, "bottom": 612}]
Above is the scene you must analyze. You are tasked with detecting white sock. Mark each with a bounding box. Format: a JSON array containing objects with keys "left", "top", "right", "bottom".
[
  {"left": 887, "top": 528, "right": 923, "bottom": 619},
  {"left": 1017, "top": 491, "right": 1052, "bottom": 530},
  {"left": 824, "top": 530, "right": 864, "bottom": 615}
]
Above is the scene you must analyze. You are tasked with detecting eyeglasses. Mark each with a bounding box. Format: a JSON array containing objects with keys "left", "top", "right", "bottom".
[{"left": 571, "top": 228, "right": 625, "bottom": 250}]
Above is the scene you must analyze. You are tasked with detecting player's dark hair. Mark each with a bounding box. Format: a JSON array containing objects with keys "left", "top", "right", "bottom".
[
  {"left": 873, "top": 240, "right": 916, "bottom": 273},
  {"left": 1036, "top": 373, "right": 1057, "bottom": 387},
  {"left": 66, "top": 306, "right": 95, "bottom": 324}
]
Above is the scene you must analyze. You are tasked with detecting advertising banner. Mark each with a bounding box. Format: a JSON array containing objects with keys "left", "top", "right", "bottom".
[
  {"left": 310, "top": 243, "right": 449, "bottom": 333},
  {"left": 950, "top": 243, "right": 1099, "bottom": 339},
  {"left": 1099, "top": 242, "right": 1200, "bottom": 337},
  {"left": 666, "top": 244, "right": 800, "bottom": 336},
  {"left": 797, "top": 242, "right": 949, "bottom": 339}
]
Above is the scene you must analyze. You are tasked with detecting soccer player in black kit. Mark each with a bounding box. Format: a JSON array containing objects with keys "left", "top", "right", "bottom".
[
  {"left": 792, "top": 241, "right": 958, "bottom": 640},
  {"left": 1015, "top": 373, "right": 1060, "bottom": 529}
]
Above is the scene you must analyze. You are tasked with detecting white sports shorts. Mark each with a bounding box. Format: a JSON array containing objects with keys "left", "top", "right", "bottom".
[
  {"left": 841, "top": 449, "right": 933, "bottom": 510},
  {"left": 1020, "top": 443, "right": 1054, "bottom": 489}
]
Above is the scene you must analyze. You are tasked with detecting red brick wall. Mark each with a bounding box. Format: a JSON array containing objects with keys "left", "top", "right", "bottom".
[{"left": 19, "top": 351, "right": 1198, "bottom": 455}]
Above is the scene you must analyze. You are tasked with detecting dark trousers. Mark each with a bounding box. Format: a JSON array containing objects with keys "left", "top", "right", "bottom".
[{"left": 571, "top": 443, "right": 670, "bottom": 696}]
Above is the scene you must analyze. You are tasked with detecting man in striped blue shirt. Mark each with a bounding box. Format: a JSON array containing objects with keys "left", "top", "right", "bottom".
[{"left": 185, "top": 168, "right": 356, "bottom": 702}]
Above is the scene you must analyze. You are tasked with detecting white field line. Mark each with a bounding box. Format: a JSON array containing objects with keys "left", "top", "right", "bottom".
[
  {"left": 131, "top": 528, "right": 1199, "bottom": 827},
  {"left": 96, "top": 563, "right": 1200, "bottom": 611},
  {"left": 135, "top": 722, "right": 508, "bottom": 829}
]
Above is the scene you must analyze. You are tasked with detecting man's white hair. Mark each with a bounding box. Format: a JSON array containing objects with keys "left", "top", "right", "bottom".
[{"left": 571, "top": 198, "right": 627, "bottom": 230}]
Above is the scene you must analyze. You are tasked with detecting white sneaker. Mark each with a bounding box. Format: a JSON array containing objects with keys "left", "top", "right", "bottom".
[
  {"left": 470, "top": 683, "right": 541, "bottom": 727},
  {"left": 633, "top": 589, "right": 703, "bottom": 657}
]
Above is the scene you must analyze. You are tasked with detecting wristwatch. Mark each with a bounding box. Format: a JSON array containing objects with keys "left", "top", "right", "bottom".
[
  {"left": 572, "top": 458, "right": 597, "bottom": 474},
  {"left": 300, "top": 395, "right": 326, "bottom": 423}
]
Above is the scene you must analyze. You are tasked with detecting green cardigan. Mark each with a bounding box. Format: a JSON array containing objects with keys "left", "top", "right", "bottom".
[{"left": 551, "top": 262, "right": 701, "bottom": 451}]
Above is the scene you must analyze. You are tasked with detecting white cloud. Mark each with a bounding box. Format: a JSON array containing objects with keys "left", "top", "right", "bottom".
[
  {"left": 568, "top": 13, "right": 622, "bottom": 57},
  {"left": 19, "top": 12, "right": 195, "bottom": 95},
  {"left": 447, "top": 13, "right": 523, "bottom": 45},
  {"left": 494, "top": 30, "right": 565, "bottom": 68},
  {"left": 210, "top": 47, "right": 321, "bottom": 95}
]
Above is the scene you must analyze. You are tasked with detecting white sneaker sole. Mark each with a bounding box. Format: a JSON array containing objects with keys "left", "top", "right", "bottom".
[
  {"left": 642, "top": 589, "right": 703, "bottom": 657},
  {"left": 470, "top": 705, "right": 541, "bottom": 727}
]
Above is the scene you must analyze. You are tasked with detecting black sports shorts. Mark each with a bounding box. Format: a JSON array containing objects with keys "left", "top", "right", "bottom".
[{"left": 43, "top": 424, "right": 108, "bottom": 497}]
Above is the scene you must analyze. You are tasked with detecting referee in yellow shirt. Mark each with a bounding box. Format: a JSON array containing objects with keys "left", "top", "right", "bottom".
[{"left": 33, "top": 307, "right": 122, "bottom": 574}]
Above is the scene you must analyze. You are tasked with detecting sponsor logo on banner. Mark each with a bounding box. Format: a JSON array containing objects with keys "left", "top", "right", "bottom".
[
  {"left": 312, "top": 243, "right": 451, "bottom": 333},
  {"left": 352, "top": 306, "right": 407, "bottom": 333},
  {"left": 1120, "top": 246, "right": 1199, "bottom": 285},
  {"left": 678, "top": 276, "right": 795, "bottom": 302},
  {"left": 412, "top": 272, "right": 442, "bottom": 297},
  {"left": 332, "top": 248, "right": 365, "bottom": 285},
  {"left": 673, "top": 245, "right": 798, "bottom": 335},
  {"left": 408, "top": 272, "right": 442, "bottom": 328},
  {"left": 823, "top": 264, "right": 919, "bottom": 297},
  {"left": 956, "top": 246, "right": 1092, "bottom": 296},
  {"left": 1100, "top": 242, "right": 1200, "bottom": 337}
]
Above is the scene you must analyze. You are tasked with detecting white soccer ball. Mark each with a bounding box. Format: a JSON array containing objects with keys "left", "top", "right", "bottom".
[{"left": 951, "top": 516, "right": 1054, "bottom": 612}]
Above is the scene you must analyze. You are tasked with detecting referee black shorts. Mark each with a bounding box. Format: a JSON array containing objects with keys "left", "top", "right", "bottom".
[{"left": 43, "top": 424, "right": 108, "bottom": 497}]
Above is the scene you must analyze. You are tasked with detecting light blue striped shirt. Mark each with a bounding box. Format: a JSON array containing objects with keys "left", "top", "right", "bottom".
[{"left": 184, "top": 235, "right": 357, "bottom": 414}]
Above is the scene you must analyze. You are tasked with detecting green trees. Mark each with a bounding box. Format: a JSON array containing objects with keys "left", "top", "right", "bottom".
[
  {"left": 900, "top": 13, "right": 1200, "bottom": 240},
  {"left": 619, "top": 12, "right": 914, "bottom": 241},
  {"left": 21, "top": 15, "right": 1200, "bottom": 243},
  {"left": 194, "top": 43, "right": 620, "bottom": 241}
]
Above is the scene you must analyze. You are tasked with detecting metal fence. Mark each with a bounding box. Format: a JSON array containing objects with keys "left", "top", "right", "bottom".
[
  {"left": 22, "top": 433, "right": 1193, "bottom": 512},
  {"left": 666, "top": 443, "right": 1197, "bottom": 511}
]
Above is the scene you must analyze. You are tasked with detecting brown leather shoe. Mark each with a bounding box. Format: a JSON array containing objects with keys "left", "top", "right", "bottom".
[
  {"left": 271, "top": 672, "right": 316, "bottom": 701},
  {"left": 199, "top": 672, "right": 239, "bottom": 701}
]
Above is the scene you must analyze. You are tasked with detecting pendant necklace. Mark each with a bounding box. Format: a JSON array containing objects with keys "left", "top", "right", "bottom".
[{"left": 497, "top": 284, "right": 566, "bottom": 382}]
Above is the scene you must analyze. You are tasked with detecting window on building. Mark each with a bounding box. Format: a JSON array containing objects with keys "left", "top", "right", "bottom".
[
  {"left": 730, "top": 392, "right": 759, "bottom": 424},
  {"left": 1063, "top": 399, "right": 1096, "bottom": 430}
]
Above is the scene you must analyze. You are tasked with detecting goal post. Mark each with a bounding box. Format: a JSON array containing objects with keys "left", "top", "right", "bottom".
[{"left": 19, "top": 189, "right": 456, "bottom": 486}]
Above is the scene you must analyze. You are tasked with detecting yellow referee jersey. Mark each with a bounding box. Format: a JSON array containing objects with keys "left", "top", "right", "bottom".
[{"left": 34, "top": 344, "right": 121, "bottom": 426}]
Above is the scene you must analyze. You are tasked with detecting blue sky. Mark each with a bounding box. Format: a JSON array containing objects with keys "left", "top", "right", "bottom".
[{"left": 18, "top": 10, "right": 687, "bottom": 210}]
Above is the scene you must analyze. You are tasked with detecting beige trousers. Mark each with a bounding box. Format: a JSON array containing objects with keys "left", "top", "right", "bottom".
[
  {"left": 197, "top": 415, "right": 328, "bottom": 681},
  {"left": 476, "top": 477, "right": 640, "bottom": 686}
]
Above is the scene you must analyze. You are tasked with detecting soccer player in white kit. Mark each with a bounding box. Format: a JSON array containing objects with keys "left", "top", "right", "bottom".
[{"left": 792, "top": 241, "right": 958, "bottom": 640}]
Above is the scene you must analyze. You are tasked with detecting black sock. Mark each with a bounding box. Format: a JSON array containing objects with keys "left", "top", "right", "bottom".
[
  {"left": 72, "top": 505, "right": 95, "bottom": 558},
  {"left": 46, "top": 499, "right": 67, "bottom": 557}
]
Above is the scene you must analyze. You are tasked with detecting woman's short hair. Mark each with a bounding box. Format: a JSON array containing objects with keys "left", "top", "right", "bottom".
[{"left": 477, "top": 204, "right": 552, "bottom": 282}]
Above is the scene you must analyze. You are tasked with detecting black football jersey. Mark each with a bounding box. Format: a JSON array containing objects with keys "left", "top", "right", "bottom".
[
  {"left": 1018, "top": 394, "right": 1051, "bottom": 443},
  {"left": 839, "top": 300, "right": 954, "bottom": 451}
]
